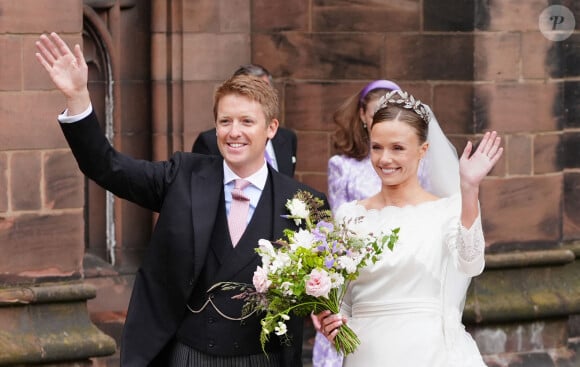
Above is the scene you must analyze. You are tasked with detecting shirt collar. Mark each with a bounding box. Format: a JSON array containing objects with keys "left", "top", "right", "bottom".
[{"left": 223, "top": 161, "right": 268, "bottom": 190}]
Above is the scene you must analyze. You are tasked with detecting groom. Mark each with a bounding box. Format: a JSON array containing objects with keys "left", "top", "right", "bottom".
[{"left": 35, "top": 32, "right": 327, "bottom": 367}]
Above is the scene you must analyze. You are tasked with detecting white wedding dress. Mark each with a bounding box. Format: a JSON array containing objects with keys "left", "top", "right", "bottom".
[{"left": 336, "top": 194, "right": 487, "bottom": 367}]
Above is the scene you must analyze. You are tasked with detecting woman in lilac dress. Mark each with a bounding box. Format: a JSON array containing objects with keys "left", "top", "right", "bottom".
[{"left": 328, "top": 80, "right": 408, "bottom": 211}]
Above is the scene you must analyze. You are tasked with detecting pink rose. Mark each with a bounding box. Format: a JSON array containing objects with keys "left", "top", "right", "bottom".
[
  {"left": 305, "top": 269, "right": 332, "bottom": 298},
  {"left": 253, "top": 266, "right": 272, "bottom": 293}
]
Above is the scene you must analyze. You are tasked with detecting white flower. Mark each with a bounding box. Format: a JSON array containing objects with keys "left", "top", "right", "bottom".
[
  {"left": 258, "top": 239, "right": 276, "bottom": 257},
  {"left": 338, "top": 255, "right": 358, "bottom": 274},
  {"left": 274, "top": 321, "right": 288, "bottom": 336},
  {"left": 286, "top": 198, "right": 309, "bottom": 225},
  {"left": 290, "top": 228, "right": 316, "bottom": 251},
  {"left": 271, "top": 252, "right": 292, "bottom": 273},
  {"left": 280, "top": 281, "right": 294, "bottom": 296},
  {"left": 329, "top": 271, "right": 345, "bottom": 288}
]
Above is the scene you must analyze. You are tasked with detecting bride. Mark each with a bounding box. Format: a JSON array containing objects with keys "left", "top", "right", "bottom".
[{"left": 315, "top": 90, "right": 503, "bottom": 366}]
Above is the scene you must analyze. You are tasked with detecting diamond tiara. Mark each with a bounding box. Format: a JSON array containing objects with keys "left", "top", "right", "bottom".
[{"left": 376, "top": 90, "right": 429, "bottom": 124}]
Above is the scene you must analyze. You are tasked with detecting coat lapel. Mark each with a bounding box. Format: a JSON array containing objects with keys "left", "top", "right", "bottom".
[{"left": 190, "top": 159, "right": 224, "bottom": 282}]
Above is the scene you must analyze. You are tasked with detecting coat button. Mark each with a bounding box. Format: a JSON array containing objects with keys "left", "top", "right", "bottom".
[
  {"left": 188, "top": 279, "right": 194, "bottom": 286},
  {"left": 208, "top": 317, "right": 215, "bottom": 324},
  {"left": 208, "top": 340, "right": 215, "bottom": 348},
  {"left": 234, "top": 342, "right": 239, "bottom": 350}
]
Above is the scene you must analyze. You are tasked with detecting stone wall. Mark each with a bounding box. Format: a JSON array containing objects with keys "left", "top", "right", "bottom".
[{"left": 0, "top": 0, "right": 579, "bottom": 366}]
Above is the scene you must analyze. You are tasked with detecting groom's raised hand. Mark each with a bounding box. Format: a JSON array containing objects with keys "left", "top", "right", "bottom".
[{"left": 35, "top": 32, "right": 91, "bottom": 115}]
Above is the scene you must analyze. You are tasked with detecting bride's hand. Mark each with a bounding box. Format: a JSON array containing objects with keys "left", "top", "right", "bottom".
[
  {"left": 312, "top": 310, "right": 346, "bottom": 342},
  {"left": 459, "top": 131, "right": 503, "bottom": 190}
]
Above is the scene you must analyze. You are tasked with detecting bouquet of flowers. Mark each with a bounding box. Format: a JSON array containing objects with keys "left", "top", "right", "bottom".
[{"left": 220, "top": 190, "right": 399, "bottom": 356}]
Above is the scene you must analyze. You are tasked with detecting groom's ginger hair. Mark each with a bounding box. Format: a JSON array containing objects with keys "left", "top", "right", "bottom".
[{"left": 213, "top": 75, "right": 279, "bottom": 124}]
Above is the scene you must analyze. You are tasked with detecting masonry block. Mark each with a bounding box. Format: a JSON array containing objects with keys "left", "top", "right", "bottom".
[
  {"left": 424, "top": 0, "right": 474, "bottom": 31},
  {"left": 0, "top": 35, "right": 22, "bottom": 91},
  {"left": 151, "top": 33, "right": 168, "bottom": 81},
  {"left": 554, "top": 34, "right": 580, "bottom": 78},
  {"left": 252, "top": 0, "right": 308, "bottom": 32},
  {"left": 120, "top": 81, "right": 152, "bottom": 135},
  {"left": 562, "top": 131, "right": 580, "bottom": 169},
  {"left": 476, "top": 0, "right": 548, "bottom": 31},
  {"left": 44, "top": 151, "right": 84, "bottom": 210},
  {"left": 0, "top": 153, "right": 7, "bottom": 212},
  {"left": 563, "top": 81, "right": 580, "bottom": 128},
  {"left": 475, "top": 33, "right": 520, "bottom": 81},
  {"left": 0, "top": 213, "right": 84, "bottom": 280},
  {"left": 118, "top": 6, "right": 151, "bottom": 82},
  {"left": 534, "top": 133, "right": 563, "bottom": 174},
  {"left": 219, "top": 0, "right": 251, "bottom": 33},
  {"left": 0, "top": 0, "right": 82, "bottom": 33},
  {"left": 563, "top": 172, "right": 580, "bottom": 240},
  {"left": 284, "top": 82, "right": 363, "bottom": 132},
  {"left": 0, "top": 92, "right": 71, "bottom": 150},
  {"left": 506, "top": 134, "right": 533, "bottom": 176},
  {"left": 182, "top": 33, "right": 250, "bottom": 81},
  {"left": 151, "top": 81, "right": 170, "bottom": 134},
  {"left": 295, "top": 132, "right": 331, "bottom": 172},
  {"left": 522, "top": 32, "right": 555, "bottom": 80},
  {"left": 182, "top": 81, "right": 218, "bottom": 134},
  {"left": 152, "top": 134, "right": 170, "bottom": 162},
  {"left": 400, "top": 82, "right": 432, "bottom": 106},
  {"left": 433, "top": 84, "right": 475, "bottom": 134},
  {"left": 313, "top": 0, "right": 420, "bottom": 32},
  {"left": 479, "top": 175, "right": 562, "bottom": 251},
  {"left": 474, "top": 83, "right": 560, "bottom": 133},
  {"left": 11, "top": 152, "right": 42, "bottom": 211},
  {"left": 385, "top": 34, "right": 474, "bottom": 81},
  {"left": 252, "top": 33, "right": 384, "bottom": 80},
  {"left": 181, "top": 0, "right": 219, "bottom": 32},
  {"left": 150, "top": 0, "right": 167, "bottom": 32}
]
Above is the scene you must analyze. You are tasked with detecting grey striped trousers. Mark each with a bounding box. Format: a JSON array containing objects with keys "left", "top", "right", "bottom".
[{"left": 168, "top": 340, "right": 281, "bottom": 367}]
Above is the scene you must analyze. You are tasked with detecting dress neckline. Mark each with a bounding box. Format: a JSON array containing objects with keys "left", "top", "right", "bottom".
[{"left": 350, "top": 193, "right": 457, "bottom": 214}]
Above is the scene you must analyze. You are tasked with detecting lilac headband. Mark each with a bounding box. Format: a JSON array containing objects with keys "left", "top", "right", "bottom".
[{"left": 359, "top": 80, "right": 401, "bottom": 104}]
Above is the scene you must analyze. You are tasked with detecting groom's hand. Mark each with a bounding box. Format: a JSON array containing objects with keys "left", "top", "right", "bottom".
[{"left": 35, "top": 32, "right": 91, "bottom": 115}]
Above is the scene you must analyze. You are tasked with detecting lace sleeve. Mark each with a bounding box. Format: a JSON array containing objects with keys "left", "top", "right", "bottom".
[{"left": 447, "top": 213, "right": 486, "bottom": 277}]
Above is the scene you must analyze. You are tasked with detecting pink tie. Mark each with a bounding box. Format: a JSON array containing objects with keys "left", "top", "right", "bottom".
[{"left": 228, "top": 179, "right": 251, "bottom": 247}]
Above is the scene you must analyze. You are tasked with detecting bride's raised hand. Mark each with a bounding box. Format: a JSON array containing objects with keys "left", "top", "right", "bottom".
[
  {"left": 35, "top": 33, "right": 89, "bottom": 112},
  {"left": 459, "top": 131, "right": 503, "bottom": 190}
]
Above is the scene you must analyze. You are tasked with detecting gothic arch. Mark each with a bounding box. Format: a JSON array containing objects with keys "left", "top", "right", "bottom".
[{"left": 81, "top": 5, "right": 119, "bottom": 264}]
